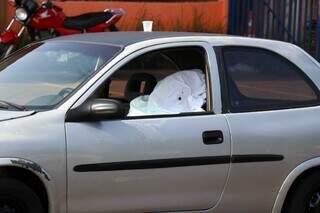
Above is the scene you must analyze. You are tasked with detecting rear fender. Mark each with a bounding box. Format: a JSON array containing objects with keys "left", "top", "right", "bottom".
[{"left": 272, "top": 157, "right": 320, "bottom": 213}]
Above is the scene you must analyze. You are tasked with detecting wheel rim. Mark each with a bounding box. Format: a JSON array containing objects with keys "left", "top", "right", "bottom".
[
  {"left": 0, "top": 204, "right": 17, "bottom": 213},
  {"left": 0, "top": 199, "right": 26, "bottom": 213},
  {"left": 309, "top": 191, "right": 320, "bottom": 213}
]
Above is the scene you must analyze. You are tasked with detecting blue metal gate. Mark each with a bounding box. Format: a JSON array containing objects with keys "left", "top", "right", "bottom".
[{"left": 228, "top": 0, "right": 320, "bottom": 60}]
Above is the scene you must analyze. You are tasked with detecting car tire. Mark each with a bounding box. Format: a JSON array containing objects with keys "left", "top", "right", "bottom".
[
  {"left": 285, "top": 171, "right": 320, "bottom": 213},
  {"left": 0, "top": 178, "right": 45, "bottom": 213}
]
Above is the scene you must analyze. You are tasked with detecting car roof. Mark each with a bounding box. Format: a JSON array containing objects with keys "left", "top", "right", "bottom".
[{"left": 49, "top": 32, "right": 219, "bottom": 47}]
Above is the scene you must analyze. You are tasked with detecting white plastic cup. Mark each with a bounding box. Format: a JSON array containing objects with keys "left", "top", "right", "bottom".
[{"left": 142, "top": 21, "right": 153, "bottom": 32}]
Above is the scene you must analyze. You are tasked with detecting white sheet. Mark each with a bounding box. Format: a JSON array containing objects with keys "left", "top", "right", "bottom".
[{"left": 128, "top": 70, "right": 206, "bottom": 116}]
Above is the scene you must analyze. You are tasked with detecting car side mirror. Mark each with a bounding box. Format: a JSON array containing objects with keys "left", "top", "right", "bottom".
[{"left": 66, "top": 99, "right": 125, "bottom": 122}]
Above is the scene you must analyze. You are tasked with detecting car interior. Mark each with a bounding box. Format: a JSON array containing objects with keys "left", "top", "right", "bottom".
[{"left": 92, "top": 46, "right": 210, "bottom": 116}]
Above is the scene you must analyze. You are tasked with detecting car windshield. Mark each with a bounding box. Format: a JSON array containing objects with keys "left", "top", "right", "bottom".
[{"left": 0, "top": 42, "right": 121, "bottom": 110}]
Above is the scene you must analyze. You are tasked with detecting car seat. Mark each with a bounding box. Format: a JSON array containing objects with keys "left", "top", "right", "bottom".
[{"left": 124, "top": 73, "right": 157, "bottom": 102}]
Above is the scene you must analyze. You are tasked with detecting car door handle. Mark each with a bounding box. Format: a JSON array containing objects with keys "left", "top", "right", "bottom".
[{"left": 202, "top": 130, "right": 224, "bottom": 145}]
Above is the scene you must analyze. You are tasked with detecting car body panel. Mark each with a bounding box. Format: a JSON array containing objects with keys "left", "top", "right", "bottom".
[
  {"left": 0, "top": 157, "right": 54, "bottom": 207},
  {"left": 0, "top": 110, "right": 68, "bottom": 213},
  {"left": 0, "top": 110, "right": 35, "bottom": 121},
  {"left": 272, "top": 156, "right": 320, "bottom": 213},
  {"left": 0, "top": 32, "right": 319, "bottom": 213},
  {"left": 65, "top": 42, "right": 231, "bottom": 213},
  {"left": 215, "top": 106, "right": 320, "bottom": 213},
  {"left": 66, "top": 115, "right": 231, "bottom": 213}
]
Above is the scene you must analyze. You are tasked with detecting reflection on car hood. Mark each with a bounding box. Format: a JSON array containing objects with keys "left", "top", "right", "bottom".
[{"left": 0, "top": 110, "right": 35, "bottom": 121}]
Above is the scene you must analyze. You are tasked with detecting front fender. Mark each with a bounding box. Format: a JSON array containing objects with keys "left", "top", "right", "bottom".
[
  {"left": 0, "top": 157, "right": 56, "bottom": 213},
  {"left": 272, "top": 157, "right": 320, "bottom": 213},
  {"left": 0, "top": 30, "right": 18, "bottom": 44}
]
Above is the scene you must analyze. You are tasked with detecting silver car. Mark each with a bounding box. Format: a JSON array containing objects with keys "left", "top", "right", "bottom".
[{"left": 0, "top": 32, "right": 320, "bottom": 213}]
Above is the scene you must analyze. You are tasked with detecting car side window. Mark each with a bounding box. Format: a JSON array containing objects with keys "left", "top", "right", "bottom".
[
  {"left": 93, "top": 46, "right": 211, "bottom": 118},
  {"left": 222, "top": 47, "right": 319, "bottom": 112},
  {"left": 108, "top": 51, "right": 180, "bottom": 99}
]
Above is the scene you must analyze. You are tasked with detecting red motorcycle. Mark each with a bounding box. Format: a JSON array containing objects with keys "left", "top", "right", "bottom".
[{"left": 0, "top": 0, "right": 125, "bottom": 59}]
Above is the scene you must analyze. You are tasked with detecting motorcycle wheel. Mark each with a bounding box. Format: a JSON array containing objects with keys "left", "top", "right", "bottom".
[
  {"left": 0, "top": 43, "right": 13, "bottom": 60},
  {"left": 109, "top": 25, "right": 119, "bottom": 32}
]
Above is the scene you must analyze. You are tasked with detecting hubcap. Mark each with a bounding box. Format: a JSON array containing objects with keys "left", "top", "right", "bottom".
[
  {"left": 0, "top": 198, "right": 26, "bottom": 213},
  {"left": 309, "top": 191, "right": 320, "bottom": 213},
  {"left": 0, "top": 204, "right": 17, "bottom": 213}
]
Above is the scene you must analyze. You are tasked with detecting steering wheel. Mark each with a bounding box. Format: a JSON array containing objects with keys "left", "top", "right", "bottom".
[{"left": 58, "top": 88, "right": 74, "bottom": 98}]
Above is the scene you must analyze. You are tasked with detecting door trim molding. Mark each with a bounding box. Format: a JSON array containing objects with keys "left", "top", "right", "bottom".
[
  {"left": 74, "top": 154, "right": 284, "bottom": 172},
  {"left": 231, "top": 154, "right": 284, "bottom": 163}
]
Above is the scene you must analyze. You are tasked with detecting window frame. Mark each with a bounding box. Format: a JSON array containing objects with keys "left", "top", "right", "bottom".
[
  {"left": 107, "top": 48, "right": 185, "bottom": 100},
  {"left": 215, "top": 46, "right": 320, "bottom": 113},
  {"left": 90, "top": 44, "right": 215, "bottom": 120}
]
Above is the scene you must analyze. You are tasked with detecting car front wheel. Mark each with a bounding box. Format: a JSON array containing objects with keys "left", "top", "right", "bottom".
[
  {"left": 285, "top": 171, "right": 320, "bottom": 213},
  {"left": 0, "top": 178, "right": 44, "bottom": 213}
]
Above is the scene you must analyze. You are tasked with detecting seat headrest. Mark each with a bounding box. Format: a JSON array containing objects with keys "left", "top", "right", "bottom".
[{"left": 125, "top": 73, "right": 157, "bottom": 102}]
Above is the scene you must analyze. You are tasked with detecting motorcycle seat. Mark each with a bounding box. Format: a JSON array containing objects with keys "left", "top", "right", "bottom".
[{"left": 64, "top": 12, "right": 113, "bottom": 30}]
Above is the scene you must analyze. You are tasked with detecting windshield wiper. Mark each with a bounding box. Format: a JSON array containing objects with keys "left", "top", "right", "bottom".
[{"left": 0, "top": 100, "right": 26, "bottom": 111}]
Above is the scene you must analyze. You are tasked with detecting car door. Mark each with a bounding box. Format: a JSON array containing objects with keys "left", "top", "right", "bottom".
[{"left": 65, "top": 42, "right": 231, "bottom": 213}]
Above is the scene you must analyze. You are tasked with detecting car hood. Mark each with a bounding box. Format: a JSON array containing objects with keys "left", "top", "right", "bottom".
[{"left": 0, "top": 110, "right": 35, "bottom": 121}]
